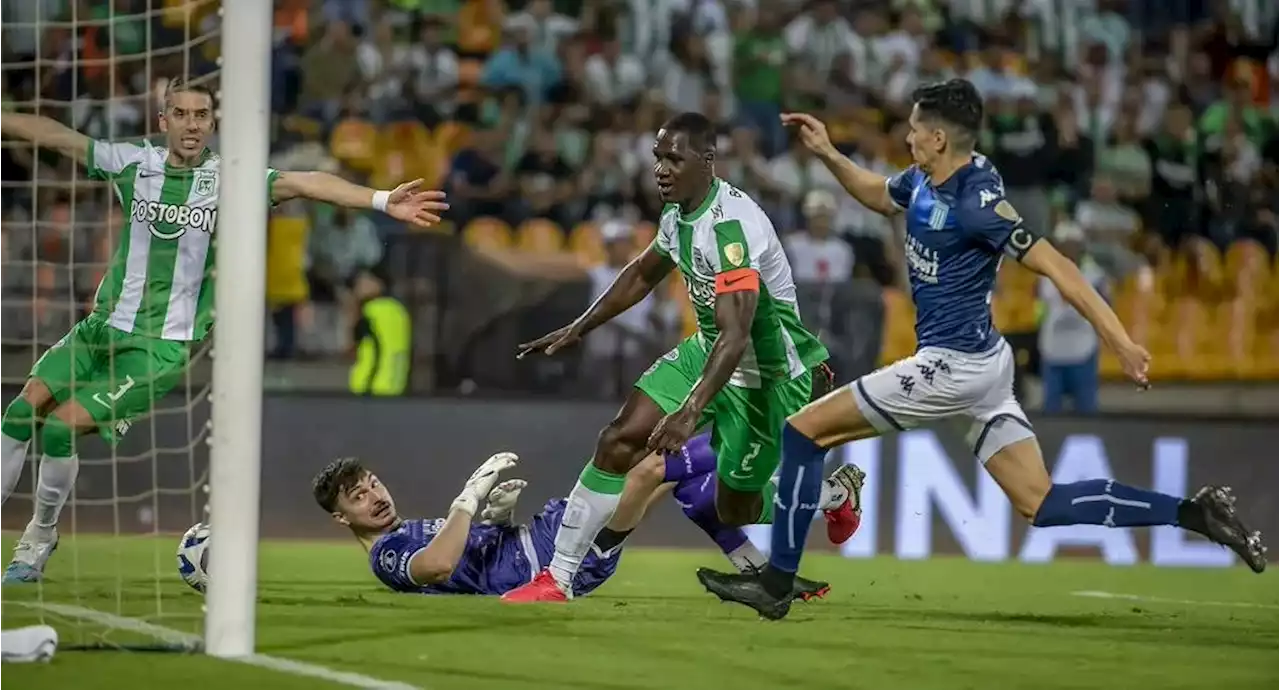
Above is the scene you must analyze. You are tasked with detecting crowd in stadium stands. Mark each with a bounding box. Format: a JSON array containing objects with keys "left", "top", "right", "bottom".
[{"left": 1, "top": 0, "right": 1277, "bottom": 396}]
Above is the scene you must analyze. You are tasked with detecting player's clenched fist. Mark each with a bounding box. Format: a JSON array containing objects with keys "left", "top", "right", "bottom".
[
  {"left": 451, "top": 452, "right": 519, "bottom": 516},
  {"left": 481, "top": 479, "right": 527, "bottom": 525}
]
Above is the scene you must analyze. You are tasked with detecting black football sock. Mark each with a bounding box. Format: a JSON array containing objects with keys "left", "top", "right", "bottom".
[{"left": 593, "top": 527, "right": 633, "bottom": 553}]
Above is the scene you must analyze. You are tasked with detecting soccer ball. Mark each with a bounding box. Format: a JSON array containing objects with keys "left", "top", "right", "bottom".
[{"left": 176, "top": 522, "right": 211, "bottom": 593}]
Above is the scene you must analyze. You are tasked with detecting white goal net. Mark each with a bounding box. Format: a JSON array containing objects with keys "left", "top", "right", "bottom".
[{"left": 1, "top": 0, "right": 220, "bottom": 650}]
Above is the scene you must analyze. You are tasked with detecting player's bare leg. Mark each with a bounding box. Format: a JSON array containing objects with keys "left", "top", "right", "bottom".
[
  {"left": 502, "top": 391, "right": 665, "bottom": 602},
  {"left": 699, "top": 384, "right": 882, "bottom": 619},
  {"left": 1, "top": 379, "right": 57, "bottom": 506},
  {"left": 985, "top": 437, "right": 1267, "bottom": 572},
  {"left": 4, "top": 399, "right": 95, "bottom": 583}
]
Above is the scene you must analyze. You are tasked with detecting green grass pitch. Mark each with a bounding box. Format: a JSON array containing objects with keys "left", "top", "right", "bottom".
[{"left": 1, "top": 535, "right": 1275, "bottom": 690}]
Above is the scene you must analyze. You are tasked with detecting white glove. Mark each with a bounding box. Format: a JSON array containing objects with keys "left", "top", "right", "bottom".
[
  {"left": 480, "top": 479, "right": 528, "bottom": 525},
  {"left": 450, "top": 452, "right": 518, "bottom": 516}
]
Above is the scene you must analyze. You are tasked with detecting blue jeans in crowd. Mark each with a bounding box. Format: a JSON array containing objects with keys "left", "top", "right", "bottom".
[{"left": 1041, "top": 352, "right": 1099, "bottom": 414}]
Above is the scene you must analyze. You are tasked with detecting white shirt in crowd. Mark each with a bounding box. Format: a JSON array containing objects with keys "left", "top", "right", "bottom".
[
  {"left": 503, "top": 11, "right": 579, "bottom": 56},
  {"left": 585, "top": 264, "right": 654, "bottom": 358},
  {"left": 783, "top": 232, "right": 855, "bottom": 284},
  {"left": 584, "top": 52, "right": 647, "bottom": 106},
  {"left": 783, "top": 12, "right": 859, "bottom": 81},
  {"left": 1038, "top": 260, "right": 1108, "bottom": 364}
]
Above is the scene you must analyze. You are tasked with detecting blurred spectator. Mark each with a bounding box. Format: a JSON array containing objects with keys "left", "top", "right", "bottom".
[
  {"left": 408, "top": 17, "right": 460, "bottom": 123},
  {"left": 1037, "top": 221, "right": 1106, "bottom": 414},
  {"left": 448, "top": 127, "right": 514, "bottom": 226},
  {"left": 482, "top": 24, "right": 562, "bottom": 105},
  {"left": 784, "top": 190, "right": 854, "bottom": 285},
  {"left": 514, "top": 127, "right": 577, "bottom": 228},
  {"left": 300, "top": 21, "right": 360, "bottom": 125},
  {"left": 504, "top": 0, "right": 579, "bottom": 57},
  {"left": 732, "top": 6, "right": 787, "bottom": 156},
  {"left": 1143, "top": 103, "right": 1202, "bottom": 250},
  {"left": 661, "top": 33, "right": 725, "bottom": 115},
  {"left": 1075, "top": 175, "right": 1146, "bottom": 280},
  {"left": 584, "top": 33, "right": 646, "bottom": 107}
]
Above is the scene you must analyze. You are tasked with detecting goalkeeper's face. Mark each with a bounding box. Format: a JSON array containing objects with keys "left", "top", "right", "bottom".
[
  {"left": 159, "top": 90, "right": 215, "bottom": 160},
  {"left": 334, "top": 472, "right": 399, "bottom": 533}
]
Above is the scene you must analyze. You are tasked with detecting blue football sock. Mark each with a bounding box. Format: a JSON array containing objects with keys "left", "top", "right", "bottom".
[
  {"left": 767, "top": 423, "right": 826, "bottom": 590},
  {"left": 1032, "top": 479, "right": 1181, "bottom": 528}
]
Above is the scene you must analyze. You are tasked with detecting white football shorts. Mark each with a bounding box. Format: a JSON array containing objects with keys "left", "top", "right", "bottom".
[{"left": 850, "top": 340, "right": 1035, "bottom": 463}]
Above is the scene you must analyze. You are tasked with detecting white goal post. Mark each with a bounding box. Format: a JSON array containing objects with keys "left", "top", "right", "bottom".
[{"left": 204, "top": 0, "right": 272, "bottom": 658}]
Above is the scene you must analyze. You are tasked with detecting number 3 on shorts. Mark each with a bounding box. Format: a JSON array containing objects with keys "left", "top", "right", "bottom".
[{"left": 91, "top": 375, "right": 136, "bottom": 410}]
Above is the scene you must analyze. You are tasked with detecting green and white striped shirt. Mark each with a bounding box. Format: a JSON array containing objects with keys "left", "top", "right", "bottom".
[
  {"left": 653, "top": 178, "right": 829, "bottom": 388},
  {"left": 87, "top": 140, "right": 277, "bottom": 341}
]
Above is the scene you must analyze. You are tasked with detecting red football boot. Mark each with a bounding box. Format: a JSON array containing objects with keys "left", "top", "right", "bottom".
[
  {"left": 501, "top": 569, "right": 570, "bottom": 603},
  {"left": 823, "top": 464, "right": 866, "bottom": 545}
]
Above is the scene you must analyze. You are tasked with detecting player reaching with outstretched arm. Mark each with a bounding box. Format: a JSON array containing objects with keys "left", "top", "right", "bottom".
[
  {"left": 501, "top": 112, "right": 860, "bottom": 603},
  {"left": 0, "top": 78, "right": 448, "bottom": 583},
  {"left": 311, "top": 433, "right": 855, "bottom": 599},
  {"left": 699, "top": 79, "right": 1268, "bottom": 620}
]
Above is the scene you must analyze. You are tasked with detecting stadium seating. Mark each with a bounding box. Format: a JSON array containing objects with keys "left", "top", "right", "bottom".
[
  {"left": 462, "top": 217, "right": 513, "bottom": 251},
  {"left": 920, "top": 238, "right": 1280, "bottom": 381},
  {"left": 515, "top": 219, "right": 565, "bottom": 254},
  {"left": 569, "top": 222, "right": 606, "bottom": 266}
]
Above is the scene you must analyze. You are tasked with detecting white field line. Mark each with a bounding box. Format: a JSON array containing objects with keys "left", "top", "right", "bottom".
[
  {"left": 1072, "top": 590, "right": 1278, "bottom": 610},
  {"left": 10, "top": 601, "right": 422, "bottom": 690}
]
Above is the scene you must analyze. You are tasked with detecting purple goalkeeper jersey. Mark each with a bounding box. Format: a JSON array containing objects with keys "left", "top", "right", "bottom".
[
  {"left": 369, "top": 518, "right": 533, "bottom": 595},
  {"left": 369, "top": 500, "right": 621, "bottom": 596}
]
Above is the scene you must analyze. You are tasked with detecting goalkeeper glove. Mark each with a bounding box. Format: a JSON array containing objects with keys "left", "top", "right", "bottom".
[
  {"left": 480, "top": 479, "right": 528, "bottom": 525},
  {"left": 450, "top": 451, "right": 518, "bottom": 517}
]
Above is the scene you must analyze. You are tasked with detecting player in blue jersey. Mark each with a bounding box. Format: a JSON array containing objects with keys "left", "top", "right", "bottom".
[
  {"left": 699, "top": 79, "right": 1268, "bottom": 619},
  {"left": 311, "top": 432, "right": 860, "bottom": 598}
]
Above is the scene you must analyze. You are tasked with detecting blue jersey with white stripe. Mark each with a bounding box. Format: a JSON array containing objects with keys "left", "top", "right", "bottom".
[
  {"left": 887, "top": 155, "right": 1030, "bottom": 354},
  {"left": 369, "top": 518, "right": 531, "bottom": 595}
]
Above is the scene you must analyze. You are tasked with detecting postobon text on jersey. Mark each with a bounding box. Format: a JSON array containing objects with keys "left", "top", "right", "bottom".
[{"left": 129, "top": 199, "right": 218, "bottom": 240}]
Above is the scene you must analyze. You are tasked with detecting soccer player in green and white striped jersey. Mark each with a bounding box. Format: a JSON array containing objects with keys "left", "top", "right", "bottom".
[{"left": 0, "top": 78, "right": 448, "bottom": 583}]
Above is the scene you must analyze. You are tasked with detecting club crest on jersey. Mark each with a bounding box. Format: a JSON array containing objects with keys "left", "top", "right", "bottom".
[
  {"left": 194, "top": 171, "right": 217, "bottom": 197},
  {"left": 379, "top": 548, "right": 397, "bottom": 572},
  {"left": 723, "top": 242, "right": 745, "bottom": 267},
  {"left": 995, "top": 200, "right": 1021, "bottom": 223},
  {"left": 928, "top": 202, "right": 949, "bottom": 230},
  {"left": 131, "top": 199, "right": 218, "bottom": 240}
]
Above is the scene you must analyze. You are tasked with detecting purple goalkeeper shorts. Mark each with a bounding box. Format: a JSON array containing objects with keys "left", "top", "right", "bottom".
[{"left": 526, "top": 498, "right": 621, "bottom": 597}]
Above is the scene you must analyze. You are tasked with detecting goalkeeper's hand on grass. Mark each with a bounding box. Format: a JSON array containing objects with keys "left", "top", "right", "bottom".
[
  {"left": 480, "top": 479, "right": 527, "bottom": 526},
  {"left": 450, "top": 452, "right": 518, "bottom": 517}
]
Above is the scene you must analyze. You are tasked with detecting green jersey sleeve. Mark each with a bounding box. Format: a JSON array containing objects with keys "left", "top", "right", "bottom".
[{"left": 86, "top": 140, "right": 146, "bottom": 181}]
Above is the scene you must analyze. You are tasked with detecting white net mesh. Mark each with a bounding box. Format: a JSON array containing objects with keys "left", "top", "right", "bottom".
[{"left": 1, "top": 0, "right": 221, "bottom": 649}]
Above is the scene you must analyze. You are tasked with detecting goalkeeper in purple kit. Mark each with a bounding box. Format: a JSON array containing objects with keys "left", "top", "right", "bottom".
[{"left": 312, "top": 433, "right": 862, "bottom": 598}]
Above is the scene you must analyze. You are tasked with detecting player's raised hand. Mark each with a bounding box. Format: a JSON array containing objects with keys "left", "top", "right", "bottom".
[
  {"left": 780, "top": 112, "right": 836, "bottom": 157},
  {"left": 481, "top": 479, "right": 527, "bottom": 525},
  {"left": 517, "top": 323, "right": 583, "bottom": 359},
  {"left": 1115, "top": 338, "right": 1152, "bottom": 389},
  {"left": 451, "top": 451, "right": 519, "bottom": 516},
  {"left": 647, "top": 406, "right": 699, "bottom": 454},
  {"left": 385, "top": 179, "right": 449, "bottom": 228}
]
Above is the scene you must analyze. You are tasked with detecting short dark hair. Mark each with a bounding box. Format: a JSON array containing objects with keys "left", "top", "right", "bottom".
[
  {"left": 163, "top": 76, "right": 216, "bottom": 110},
  {"left": 660, "top": 111, "right": 716, "bottom": 155},
  {"left": 911, "top": 79, "right": 984, "bottom": 146},
  {"left": 312, "top": 457, "right": 368, "bottom": 512}
]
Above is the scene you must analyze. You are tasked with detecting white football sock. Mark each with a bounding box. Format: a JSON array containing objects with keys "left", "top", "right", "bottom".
[
  {"left": 547, "top": 479, "right": 622, "bottom": 593},
  {"left": 1, "top": 433, "right": 30, "bottom": 505},
  {"left": 33, "top": 454, "right": 78, "bottom": 531},
  {"left": 819, "top": 479, "right": 847, "bottom": 510},
  {"left": 728, "top": 541, "right": 767, "bottom": 573}
]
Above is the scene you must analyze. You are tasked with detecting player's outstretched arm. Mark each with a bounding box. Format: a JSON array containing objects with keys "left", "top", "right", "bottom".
[
  {"left": 648, "top": 290, "right": 757, "bottom": 453},
  {"left": 1, "top": 113, "right": 91, "bottom": 163},
  {"left": 518, "top": 244, "right": 673, "bottom": 358},
  {"left": 780, "top": 113, "right": 899, "bottom": 216},
  {"left": 272, "top": 172, "right": 448, "bottom": 229},
  {"left": 1019, "top": 240, "right": 1151, "bottom": 387},
  {"left": 409, "top": 452, "right": 518, "bottom": 584}
]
